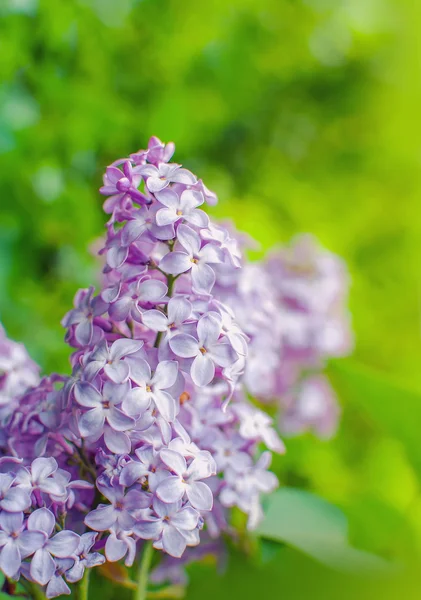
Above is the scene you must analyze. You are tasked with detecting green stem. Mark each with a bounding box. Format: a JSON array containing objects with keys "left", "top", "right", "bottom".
[
  {"left": 27, "top": 581, "right": 47, "bottom": 600},
  {"left": 78, "top": 568, "right": 91, "bottom": 600},
  {"left": 73, "top": 443, "right": 97, "bottom": 482},
  {"left": 134, "top": 541, "right": 154, "bottom": 600},
  {"left": 166, "top": 274, "right": 175, "bottom": 300},
  {"left": 153, "top": 331, "right": 163, "bottom": 348}
]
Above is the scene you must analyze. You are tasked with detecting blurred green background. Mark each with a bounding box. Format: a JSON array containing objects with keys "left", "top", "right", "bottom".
[{"left": 1, "top": 0, "right": 421, "bottom": 597}]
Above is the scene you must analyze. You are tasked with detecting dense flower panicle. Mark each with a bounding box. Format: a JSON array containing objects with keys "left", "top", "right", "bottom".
[{"left": 0, "top": 137, "right": 288, "bottom": 596}]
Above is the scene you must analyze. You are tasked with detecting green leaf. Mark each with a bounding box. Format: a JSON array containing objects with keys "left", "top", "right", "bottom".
[
  {"left": 329, "top": 360, "right": 421, "bottom": 474},
  {"left": 256, "top": 488, "right": 390, "bottom": 573}
]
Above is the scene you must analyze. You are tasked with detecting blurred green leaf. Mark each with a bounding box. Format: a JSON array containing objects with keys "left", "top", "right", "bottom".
[
  {"left": 330, "top": 360, "right": 421, "bottom": 475},
  {"left": 256, "top": 487, "right": 390, "bottom": 573}
]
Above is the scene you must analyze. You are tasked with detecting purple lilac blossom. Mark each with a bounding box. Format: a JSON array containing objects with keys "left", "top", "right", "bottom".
[{"left": 0, "top": 136, "right": 352, "bottom": 597}]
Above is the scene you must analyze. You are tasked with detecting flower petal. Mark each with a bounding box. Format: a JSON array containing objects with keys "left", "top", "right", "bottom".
[
  {"left": 159, "top": 251, "right": 192, "bottom": 276},
  {"left": 152, "top": 390, "right": 177, "bottom": 423},
  {"left": 28, "top": 508, "right": 55, "bottom": 537},
  {"left": 177, "top": 224, "right": 201, "bottom": 256},
  {"left": 160, "top": 449, "right": 186, "bottom": 476},
  {"left": 31, "top": 457, "right": 57, "bottom": 483},
  {"left": 179, "top": 189, "right": 203, "bottom": 211},
  {"left": 169, "top": 334, "right": 198, "bottom": 358},
  {"left": 46, "top": 574, "right": 71, "bottom": 599},
  {"left": 0, "top": 512, "right": 23, "bottom": 535},
  {"left": 30, "top": 548, "right": 56, "bottom": 586},
  {"left": 104, "top": 427, "right": 131, "bottom": 454},
  {"left": 156, "top": 207, "right": 178, "bottom": 226},
  {"left": 74, "top": 382, "right": 102, "bottom": 409},
  {"left": 110, "top": 339, "right": 144, "bottom": 360},
  {"left": 107, "top": 406, "right": 135, "bottom": 432},
  {"left": 121, "top": 218, "right": 146, "bottom": 246},
  {"left": 0, "top": 488, "right": 31, "bottom": 512},
  {"left": 138, "top": 279, "right": 168, "bottom": 303},
  {"left": 190, "top": 353, "right": 215, "bottom": 387},
  {"left": 141, "top": 310, "right": 168, "bottom": 332},
  {"left": 186, "top": 481, "right": 213, "bottom": 511},
  {"left": 153, "top": 361, "right": 178, "bottom": 390},
  {"left": 167, "top": 297, "right": 191, "bottom": 325},
  {"left": 170, "top": 506, "right": 199, "bottom": 531},
  {"left": 156, "top": 476, "right": 185, "bottom": 504},
  {"left": 108, "top": 296, "right": 132, "bottom": 322},
  {"left": 47, "top": 531, "right": 80, "bottom": 558},
  {"left": 19, "top": 531, "right": 46, "bottom": 558},
  {"left": 128, "top": 358, "right": 151, "bottom": 385},
  {"left": 133, "top": 520, "right": 163, "bottom": 540},
  {"left": 105, "top": 361, "right": 130, "bottom": 384},
  {"left": 107, "top": 246, "right": 128, "bottom": 269},
  {"left": 162, "top": 525, "right": 187, "bottom": 558},
  {"left": 184, "top": 209, "right": 209, "bottom": 228},
  {"left": 209, "top": 342, "right": 237, "bottom": 367},
  {"left": 105, "top": 533, "right": 127, "bottom": 562},
  {"left": 84, "top": 505, "right": 116, "bottom": 531},
  {"left": 191, "top": 262, "right": 215, "bottom": 294},
  {"left": 155, "top": 188, "right": 179, "bottom": 209},
  {"left": 74, "top": 319, "right": 93, "bottom": 346},
  {"left": 78, "top": 408, "right": 105, "bottom": 438},
  {"left": 197, "top": 314, "right": 221, "bottom": 347},
  {"left": 122, "top": 387, "right": 151, "bottom": 417}
]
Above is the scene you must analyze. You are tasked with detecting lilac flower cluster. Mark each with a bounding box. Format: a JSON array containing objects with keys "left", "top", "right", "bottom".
[
  {"left": 0, "top": 137, "right": 284, "bottom": 596},
  {"left": 0, "top": 325, "right": 40, "bottom": 428},
  {"left": 213, "top": 233, "right": 352, "bottom": 439}
]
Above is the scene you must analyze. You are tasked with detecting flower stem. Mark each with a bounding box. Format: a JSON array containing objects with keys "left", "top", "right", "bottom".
[
  {"left": 134, "top": 541, "right": 154, "bottom": 600},
  {"left": 28, "top": 581, "right": 47, "bottom": 600},
  {"left": 78, "top": 568, "right": 91, "bottom": 600}
]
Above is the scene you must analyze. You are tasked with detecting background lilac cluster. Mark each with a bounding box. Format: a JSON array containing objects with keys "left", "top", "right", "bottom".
[
  {"left": 214, "top": 233, "right": 353, "bottom": 439},
  {"left": 0, "top": 138, "right": 286, "bottom": 597}
]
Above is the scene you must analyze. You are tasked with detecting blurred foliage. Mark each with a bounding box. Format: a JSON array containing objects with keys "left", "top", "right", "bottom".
[{"left": 0, "top": 0, "right": 420, "bottom": 597}]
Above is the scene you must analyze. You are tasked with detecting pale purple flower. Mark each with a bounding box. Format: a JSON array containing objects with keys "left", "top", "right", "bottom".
[
  {"left": 142, "top": 136, "right": 175, "bottom": 165},
  {"left": 74, "top": 380, "right": 135, "bottom": 452},
  {"left": 201, "top": 223, "right": 242, "bottom": 267},
  {"left": 159, "top": 225, "right": 223, "bottom": 294},
  {"left": 210, "top": 434, "right": 253, "bottom": 472},
  {"left": 155, "top": 189, "right": 209, "bottom": 228},
  {"left": 61, "top": 287, "right": 108, "bottom": 347},
  {"left": 100, "top": 161, "right": 145, "bottom": 214},
  {"left": 234, "top": 405, "right": 285, "bottom": 454},
  {"left": 280, "top": 375, "right": 340, "bottom": 439},
  {"left": 119, "top": 446, "right": 161, "bottom": 490},
  {"left": 105, "top": 528, "right": 137, "bottom": 566},
  {"left": 0, "top": 512, "right": 45, "bottom": 578},
  {"left": 141, "top": 296, "right": 192, "bottom": 335},
  {"left": 28, "top": 508, "right": 79, "bottom": 587},
  {"left": 169, "top": 314, "right": 237, "bottom": 387},
  {"left": 122, "top": 359, "right": 178, "bottom": 423},
  {"left": 85, "top": 338, "right": 144, "bottom": 383},
  {"left": 85, "top": 482, "right": 150, "bottom": 532},
  {"left": 139, "top": 162, "right": 196, "bottom": 194},
  {"left": 134, "top": 497, "right": 200, "bottom": 558},
  {"left": 109, "top": 278, "right": 168, "bottom": 322},
  {"left": 66, "top": 532, "right": 105, "bottom": 583},
  {"left": 220, "top": 452, "right": 278, "bottom": 529},
  {"left": 156, "top": 450, "right": 215, "bottom": 511},
  {"left": 0, "top": 473, "right": 31, "bottom": 512},
  {"left": 119, "top": 206, "right": 175, "bottom": 246},
  {"left": 45, "top": 558, "right": 74, "bottom": 599},
  {"left": 15, "top": 458, "right": 68, "bottom": 502}
]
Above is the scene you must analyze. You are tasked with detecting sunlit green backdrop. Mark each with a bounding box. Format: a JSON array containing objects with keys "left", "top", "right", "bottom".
[{"left": 1, "top": 0, "right": 420, "bottom": 598}]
